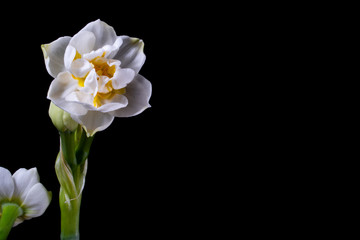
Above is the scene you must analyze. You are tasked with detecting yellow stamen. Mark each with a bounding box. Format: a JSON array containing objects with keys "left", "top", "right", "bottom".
[{"left": 90, "top": 57, "right": 115, "bottom": 79}]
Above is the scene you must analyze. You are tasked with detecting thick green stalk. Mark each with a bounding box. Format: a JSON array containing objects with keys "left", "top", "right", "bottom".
[
  {"left": 57, "top": 127, "right": 94, "bottom": 240},
  {"left": 57, "top": 129, "right": 91, "bottom": 240},
  {"left": 59, "top": 130, "right": 80, "bottom": 240},
  {"left": 60, "top": 131, "right": 77, "bottom": 171},
  {"left": 0, "top": 203, "right": 22, "bottom": 240},
  {"left": 59, "top": 188, "right": 81, "bottom": 240}
]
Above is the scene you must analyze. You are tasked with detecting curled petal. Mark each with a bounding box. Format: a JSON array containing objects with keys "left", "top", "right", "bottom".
[
  {"left": 111, "top": 68, "right": 135, "bottom": 90},
  {"left": 0, "top": 167, "right": 14, "bottom": 201},
  {"left": 12, "top": 168, "right": 40, "bottom": 202},
  {"left": 70, "top": 59, "right": 93, "bottom": 78},
  {"left": 104, "top": 37, "right": 123, "bottom": 59},
  {"left": 82, "top": 69, "right": 98, "bottom": 94},
  {"left": 41, "top": 37, "right": 71, "bottom": 78},
  {"left": 111, "top": 74, "right": 151, "bottom": 117},
  {"left": 21, "top": 183, "right": 51, "bottom": 218},
  {"left": 114, "top": 36, "right": 146, "bottom": 73},
  {"left": 83, "top": 48, "right": 106, "bottom": 61}
]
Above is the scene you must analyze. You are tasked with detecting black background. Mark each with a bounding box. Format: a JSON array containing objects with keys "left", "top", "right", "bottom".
[{"left": 0, "top": 3, "right": 214, "bottom": 239}]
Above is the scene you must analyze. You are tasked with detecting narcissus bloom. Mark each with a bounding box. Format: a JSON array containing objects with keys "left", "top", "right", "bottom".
[
  {"left": 0, "top": 167, "right": 51, "bottom": 226},
  {"left": 42, "top": 19, "right": 152, "bottom": 136}
]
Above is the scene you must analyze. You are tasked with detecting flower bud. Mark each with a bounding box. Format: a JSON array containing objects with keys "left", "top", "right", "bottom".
[{"left": 49, "top": 102, "right": 78, "bottom": 132}]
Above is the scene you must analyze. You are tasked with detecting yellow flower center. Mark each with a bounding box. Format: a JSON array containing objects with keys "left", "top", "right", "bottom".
[
  {"left": 72, "top": 52, "right": 126, "bottom": 108},
  {"left": 90, "top": 56, "right": 116, "bottom": 79}
]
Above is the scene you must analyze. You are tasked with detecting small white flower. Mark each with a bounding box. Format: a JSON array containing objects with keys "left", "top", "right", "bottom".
[
  {"left": 0, "top": 167, "right": 51, "bottom": 226},
  {"left": 42, "top": 19, "right": 152, "bottom": 136}
]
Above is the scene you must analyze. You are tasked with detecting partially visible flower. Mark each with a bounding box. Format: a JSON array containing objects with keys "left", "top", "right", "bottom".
[
  {"left": 42, "top": 19, "right": 152, "bottom": 136},
  {"left": 0, "top": 167, "right": 51, "bottom": 226}
]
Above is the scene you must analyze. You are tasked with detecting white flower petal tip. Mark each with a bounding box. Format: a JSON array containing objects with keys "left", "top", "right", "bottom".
[
  {"left": 0, "top": 167, "right": 51, "bottom": 226},
  {"left": 12, "top": 167, "right": 40, "bottom": 201},
  {"left": 41, "top": 44, "right": 49, "bottom": 59},
  {"left": 41, "top": 37, "right": 71, "bottom": 78},
  {"left": 42, "top": 20, "right": 152, "bottom": 135}
]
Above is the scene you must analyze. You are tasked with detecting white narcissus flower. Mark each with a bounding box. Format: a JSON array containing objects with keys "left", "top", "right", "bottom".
[
  {"left": 0, "top": 167, "right": 51, "bottom": 226},
  {"left": 42, "top": 19, "right": 152, "bottom": 136}
]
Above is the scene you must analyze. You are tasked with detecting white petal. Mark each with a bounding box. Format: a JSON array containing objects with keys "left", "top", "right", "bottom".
[
  {"left": 83, "top": 48, "right": 106, "bottom": 61},
  {"left": 13, "top": 218, "right": 24, "bottom": 227},
  {"left": 97, "top": 94, "right": 128, "bottom": 113},
  {"left": 82, "top": 37, "right": 122, "bottom": 61},
  {"left": 65, "top": 91, "right": 94, "bottom": 110},
  {"left": 47, "top": 72, "right": 88, "bottom": 116},
  {"left": 81, "top": 19, "right": 117, "bottom": 50},
  {"left": 12, "top": 168, "right": 40, "bottom": 201},
  {"left": 111, "top": 67, "right": 135, "bottom": 90},
  {"left": 69, "top": 30, "right": 96, "bottom": 54},
  {"left": 114, "top": 36, "right": 146, "bottom": 73},
  {"left": 71, "top": 111, "right": 114, "bottom": 136},
  {"left": 111, "top": 74, "right": 151, "bottom": 117},
  {"left": 41, "top": 37, "right": 71, "bottom": 78},
  {"left": 0, "top": 167, "right": 14, "bottom": 201},
  {"left": 104, "top": 37, "right": 123, "bottom": 59},
  {"left": 82, "top": 69, "right": 98, "bottom": 94},
  {"left": 97, "top": 76, "right": 112, "bottom": 93},
  {"left": 64, "top": 45, "right": 77, "bottom": 70},
  {"left": 47, "top": 72, "right": 78, "bottom": 101},
  {"left": 21, "top": 183, "right": 51, "bottom": 218},
  {"left": 70, "top": 59, "right": 93, "bottom": 78}
]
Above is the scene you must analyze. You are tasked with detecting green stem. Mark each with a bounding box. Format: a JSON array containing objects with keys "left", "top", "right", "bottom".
[
  {"left": 59, "top": 131, "right": 81, "bottom": 240},
  {"left": 0, "top": 203, "right": 22, "bottom": 240},
  {"left": 60, "top": 131, "right": 77, "bottom": 171},
  {"left": 76, "top": 131, "right": 94, "bottom": 165},
  {"left": 58, "top": 128, "right": 93, "bottom": 240},
  {"left": 59, "top": 188, "right": 81, "bottom": 240}
]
